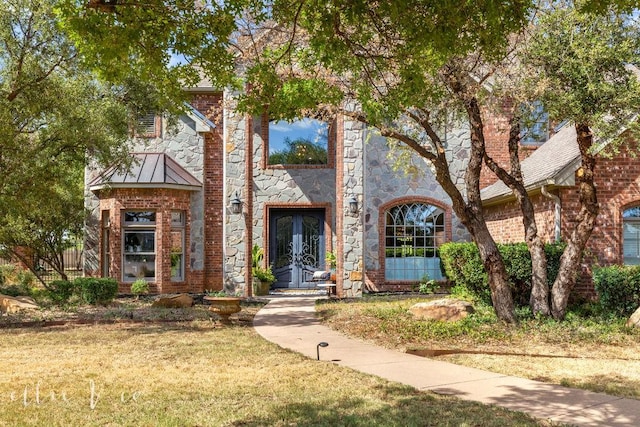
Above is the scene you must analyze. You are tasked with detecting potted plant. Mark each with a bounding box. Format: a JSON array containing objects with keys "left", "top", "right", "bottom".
[
  {"left": 252, "top": 244, "right": 276, "bottom": 296},
  {"left": 326, "top": 250, "right": 337, "bottom": 282}
]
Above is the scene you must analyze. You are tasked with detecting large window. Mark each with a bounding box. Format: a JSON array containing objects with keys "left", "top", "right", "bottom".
[
  {"left": 385, "top": 203, "right": 445, "bottom": 281},
  {"left": 123, "top": 211, "right": 156, "bottom": 281},
  {"left": 171, "top": 211, "right": 185, "bottom": 281},
  {"left": 624, "top": 207, "right": 640, "bottom": 265},
  {"left": 267, "top": 117, "right": 332, "bottom": 165}
]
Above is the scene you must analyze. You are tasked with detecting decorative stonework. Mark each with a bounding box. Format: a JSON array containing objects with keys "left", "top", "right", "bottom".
[{"left": 363, "top": 123, "right": 471, "bottom": 290}]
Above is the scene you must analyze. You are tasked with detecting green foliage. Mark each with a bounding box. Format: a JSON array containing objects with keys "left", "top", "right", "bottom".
[
  {"left": 48, "top": 279, "right": 75, "bottom": 304},
  {"left": 251, "top": 244, "right": 276, "bottom": 283},
  {"left": 130, "top": 278, "right": 150, "bottom": 298},
  {"left": 0, "top": 0, "right": 180, "bottom": 284},
  {"left": 74, "top": 277, "right": 118, "bottom": 305},
  {"left": 0, "top": 265, "right": 36, "bottom": 296},
  {"left": 523, "top": 4, "right": 640, "bottom": 143},
  {"left": 325, "top": 251, "right": 337, "bottom": 270},
  {"left": 417, "top": 275, "right": 439, "bottom": 294},
  {"left": 593, "top": 265, "right": 640, "bottom": 316},
  {"left": 440, "top": 242, "right": 565, "bottom": 307}
]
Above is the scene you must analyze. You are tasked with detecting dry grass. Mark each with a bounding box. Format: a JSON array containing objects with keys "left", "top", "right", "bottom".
[
  {"left": 0, "top": 300, "right": 552, "bottom": 427},
  {"left": 317, "top": 296, "right": 640, "bottom": 400}
]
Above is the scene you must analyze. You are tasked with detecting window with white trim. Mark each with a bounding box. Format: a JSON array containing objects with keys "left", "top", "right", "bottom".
[
  {"left": 122, "top": 211, "right": 156, "bottom": 281},
  {"left": 623, "top": 206, "right": 640, "bottom": 265},
  {"left": 384, "top": 203, "right": 446, "bottom": 281}
]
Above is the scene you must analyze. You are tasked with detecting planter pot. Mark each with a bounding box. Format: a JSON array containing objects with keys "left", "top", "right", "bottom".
[
  {"left": 253, "top": 279, "right": 271, "bottom": 296},
  {"left": 203, "top": 296, "right": 242, "bottom": 323}
]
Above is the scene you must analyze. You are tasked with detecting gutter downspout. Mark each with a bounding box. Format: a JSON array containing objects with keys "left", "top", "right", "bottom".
[{"left": 541, "top": 185, "right": 561, "bottom": 242}]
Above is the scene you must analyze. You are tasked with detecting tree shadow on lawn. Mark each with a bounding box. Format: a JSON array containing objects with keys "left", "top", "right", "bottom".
[
  {"left": 227, "top": 384, "right": 549, "bottom": 427},
  {"left": 532, "top": 373, "right": 640, "bottom": 400}
]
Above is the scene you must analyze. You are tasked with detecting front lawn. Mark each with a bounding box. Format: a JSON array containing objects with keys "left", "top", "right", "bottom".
[
  {"left": 0, "top": 300, "right": 550, "bottom": 427},
  {"left": 317, "top": 296, "right": 640, "bottom": 399}
]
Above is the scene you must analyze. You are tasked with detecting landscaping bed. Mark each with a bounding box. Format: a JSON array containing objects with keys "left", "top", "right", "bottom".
[{"left": 0, "top": 295, "right": 266, "bottom": 328}]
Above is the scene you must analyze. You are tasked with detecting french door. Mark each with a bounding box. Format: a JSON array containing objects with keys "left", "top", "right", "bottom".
[{"left": 269, "top": 209, "right": 326, "bottom": 288}]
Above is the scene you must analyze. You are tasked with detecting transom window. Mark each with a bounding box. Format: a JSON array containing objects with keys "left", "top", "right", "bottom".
[
  {"left": 623, "top": 206, "right": 640, "bottom": 265},
  {"left": 385, "top": 203, "right": 445, "bottom": 281},
  {"left": 267, "top": 117, "right": 332, "bottom": 166},
  {"left": 123, "top": 211, "right": 156, "bottom": 281}
]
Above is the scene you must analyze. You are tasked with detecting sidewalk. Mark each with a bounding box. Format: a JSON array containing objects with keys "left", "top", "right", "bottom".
[{"left": 253, "top": 296, "right": 640, "bottom": 427}]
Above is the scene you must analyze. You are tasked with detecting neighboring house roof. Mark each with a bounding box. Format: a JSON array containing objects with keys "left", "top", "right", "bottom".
[
  {"left": 481, "top": 124, "right": 580, "bottom": 205},
  {"left": 89, "top": 153, "right": 202, "bottom": 192}
]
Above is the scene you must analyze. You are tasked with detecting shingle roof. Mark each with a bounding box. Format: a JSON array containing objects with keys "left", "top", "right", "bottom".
[
  {"left": 481, "top": 124, "right": 580, "bottom": 204},
  {"left": 89, "top": 153, "right": 202, "bottom": 192}
]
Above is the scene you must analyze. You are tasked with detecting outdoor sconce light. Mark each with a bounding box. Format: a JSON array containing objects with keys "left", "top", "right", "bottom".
[
  {"left": 317, "top": 342, "right": 329, "bottom": 360},
  {"left": 348, "top": 196, "right": 358, "bottom": 214},
  {"left": 230, "top": 191, "right": 243, "bottom": 214}
]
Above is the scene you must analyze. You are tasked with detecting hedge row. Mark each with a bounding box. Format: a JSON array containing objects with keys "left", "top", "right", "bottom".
[
  {"left": 439, "top": 242, "right": 565, "bottom": 307},
  {"left": 593, "top": 265, "right": 640, "bottom": 316},
  {"left": 49, "top": 277, "right": 118, "bottom": 305}
]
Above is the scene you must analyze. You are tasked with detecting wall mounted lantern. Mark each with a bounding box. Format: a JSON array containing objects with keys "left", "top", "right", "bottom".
[
  {"left": 348, "top": 195, "right": 358, "bottom": 214},
  {"left": 230, "top": 191, "right": 243, "bottom": 214}
]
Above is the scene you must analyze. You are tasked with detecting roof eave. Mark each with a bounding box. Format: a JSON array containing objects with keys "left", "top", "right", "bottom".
[{"left": 90, "top": 183, "right": 202, "bottom": 193}]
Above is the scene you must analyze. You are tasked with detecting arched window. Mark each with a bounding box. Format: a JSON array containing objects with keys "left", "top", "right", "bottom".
[
  {"left": 623, "top": 206, "right": 640, "bottom": 265},
  {"left": 385, "top": 203, "right": 445, "bottom": 281}
]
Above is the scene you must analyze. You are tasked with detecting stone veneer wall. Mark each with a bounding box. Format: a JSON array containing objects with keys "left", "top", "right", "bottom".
[
  {"left": 363, "top": 124, "right": 471, "bottom": 291},
  {"left": 223, "top": 105, "right": 345, "bottom": 294},
  {"left": 338, "top": 115, "right": 365, "bottom": 297},
  {"left": 223, "top": 94, "right": 250, "bottom": 293}
]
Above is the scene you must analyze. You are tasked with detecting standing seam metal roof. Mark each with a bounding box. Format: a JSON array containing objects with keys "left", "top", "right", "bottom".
[{"left": 89, "top": 153, "right": 202, "bottom": 191}]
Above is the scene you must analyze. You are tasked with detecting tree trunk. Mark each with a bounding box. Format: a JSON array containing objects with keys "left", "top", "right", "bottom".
[
  {"left": 471, "top": 219, "right": 518, "bottom": 323},
  {"left": 529, "top": 238, "right": 549, "bottom": 315},
  {"left": 484, "top": 117, "right": 550, "bottom": 316},
  {"left": 551, "top": 123, "right": 599, "bottom": 320}
]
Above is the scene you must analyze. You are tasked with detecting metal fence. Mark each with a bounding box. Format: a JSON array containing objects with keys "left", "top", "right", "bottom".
[{"left": 0, "top": 247, "right": 84, "bottom": 285}]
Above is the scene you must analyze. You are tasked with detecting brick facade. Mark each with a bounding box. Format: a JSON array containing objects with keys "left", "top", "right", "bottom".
[
  {"left": 97, "top": 188, "right": 196, "bottom": 294},
  {"left": 484, "top": 144, "right": 640, "bottom": 296}
]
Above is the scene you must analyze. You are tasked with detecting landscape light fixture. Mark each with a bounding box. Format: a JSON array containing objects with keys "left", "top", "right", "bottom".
[{"left": 317, "top": 342, "right": 329, "bottom": 360}]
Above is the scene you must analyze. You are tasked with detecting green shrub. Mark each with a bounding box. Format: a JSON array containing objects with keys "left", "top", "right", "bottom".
[
  {"left": 439, "top": 241, "right": 566, "bottom": 307},
  {"left": 48, "top": 279, "right": 75, "bottom": 304},
  {"left": 74, "top": 277, "right": 118, "bottom": 305},
  {"left": 417, "top": 274, "right": 439, "bottom": 294},
  {"left": 593, "top": 265, "right": 640, "bottom": 316},
  {"left": 130, "top": 278, "right": 149, "bottom": 299},
  {"left": 0, "top": 264, "right": 36, "bottom": 297}
]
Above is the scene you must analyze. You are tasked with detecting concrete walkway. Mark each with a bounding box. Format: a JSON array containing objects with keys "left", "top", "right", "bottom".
[{"left": 253, "top": 296, "right": 640, "bottom": 427}]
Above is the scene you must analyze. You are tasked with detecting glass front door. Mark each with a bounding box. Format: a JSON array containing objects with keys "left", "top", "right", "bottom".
[{"left": 270, "top": 209, "right": 325, "bottom": 288}]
